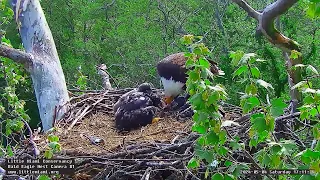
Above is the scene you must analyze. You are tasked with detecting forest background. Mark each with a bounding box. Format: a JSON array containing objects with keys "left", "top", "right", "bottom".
[{"left": 1, "top": 0, "right": 319, "bottom": 128}]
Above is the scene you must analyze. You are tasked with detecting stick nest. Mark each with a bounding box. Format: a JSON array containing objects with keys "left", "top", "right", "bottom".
[{"left": 32, "top": 88, "right": 250, "bottom": 180}]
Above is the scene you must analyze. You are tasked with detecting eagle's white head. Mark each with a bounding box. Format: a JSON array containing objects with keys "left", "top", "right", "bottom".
[{"left": 160, "top": 77, "right": 184, "bottom": 104}]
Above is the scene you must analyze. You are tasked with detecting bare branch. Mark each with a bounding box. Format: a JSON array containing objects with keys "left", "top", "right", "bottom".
[
  {"left": 263, "top": 0, "right": 298, "bottom": 21},
  {"left": 232, "top": 0, "right": 300, "bottom": 53},
  {"left": 0, "top": 44, "right": 33, "bottom": 64},
  {"left": 231, "top": 0, "right": 261, "bottom": 20}
]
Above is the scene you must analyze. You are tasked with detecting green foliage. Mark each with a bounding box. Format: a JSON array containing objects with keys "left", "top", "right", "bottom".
[
  {"left": 0, "top": 0, "right": 13, "bottom": 29},
  {"left": 182, "top": 35, "right": 235, "bottom": 178},
  {"left": 44, "top": 134, "right": 62, "bottom": 159},
  {"left": 1, "top": 0, "right": 41, "bottom": 159},
  {"left": 304, "top": 0, "right": 320, "bottom": 19},
  {"left": 185, "top": 44, "right": 320, "bottom": 178},
  {"left": 0, "top": 38, "right": 31, "bottom": 157},
  {"left": 75, "top": 67, "right": 88, "bottom": 92},
  {"left": 29, "top": 0, "right": 318, "bottom": 106},
  {"left": 232, "top": 51, "right": 320, "bottom": 178},
  {"left": 38, "top": 175, "right": 51, "bottom": 180}
]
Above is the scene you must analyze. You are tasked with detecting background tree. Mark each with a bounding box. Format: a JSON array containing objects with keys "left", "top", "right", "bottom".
[{"left": 0, "top": 0, "right": 69, "bottom": 131}]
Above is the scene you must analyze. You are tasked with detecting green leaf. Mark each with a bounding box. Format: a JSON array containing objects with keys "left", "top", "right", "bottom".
[
  {"left": 299, "top": 175, "right": 316, "bottom": 180},
  {"left": 224, "top": 160, "right": 232, "bottom": 167},
  {"left": 211, "top": 173, "right": 224, "bottom": 180},
  {"left": 245, "top": 84, "right": 258, "bottom": 95},
  {"left": 48, "top": 142, "right": 61, "bottom": 152},
  {"left": 181, "top": 35, "right": 194, "bottom": 45},
  {"left": 230, "top": 141, "right": 241, "bottom": 151},
  {"left": 310, "top": 108, "right": 318, "bottom": 117},
  {"left": 218, "top": 146, "right": 228, "bottom": 156},
  {"left": 270, "top": 98, "right": 287, "bottom": 117},
  {"left": 250, "top": 113, "right": 267, "bottom": 132},
  {"left": 187, "top": 158, "right": 200, "bottom": 169},
  {"left": 208, "top": 92, "right": 220, "bottom": 105},
  {"left": 313, "top": 125, "right": 320, "bottom": 139},
  {"left": 230, "top": 50, "right": 244, "bottom": 66},
  {"left": 241, "top": 96, "right": 260, "bottom": 113},
  {"left": 44, "top": 150, "right": 53, "bottom": 159},
  {"left": 48, "top": 135, "right": 59, "bottom": 142},
  {"left": 6, "top": 145, "right": 14, "bottom": 157},
  {"left": 219, "top": 131, "right": 227, "bottom": 144},
  {"left": 271, "top": 154, "right": 281, "bottom": 167},
  {"left": 306, "top": 2, "right": 320, "bottom": 19},
  {"left": 233, "top": 65, "right": 248, "bottom": 78},
  {"left": 249, "top": 137, "right": 259, "bottom": 148},
  {"left": 239, "top": 53, "right": 256, "bottom": 65},
  {"left": 224, "top": 174, "right": 235, "bottom": 180},
  {"left": 38, "top": 175, "right": 51, "bottom": 180},
  {"left": 206, "top": 131, "right": 219, "bottom": 145},
  {"left": 290, "top": 50, "right": 302, "bottom": 59},
  {"left": 256, "top": 79, "right": 274, "bottom": 90},
  {"left": 195, "top": 148, "right": 214, "bottom": 163},
  {"left": 185, "top": 59, "right": 193, "bottom": 68},
  {"left": 189, "top": 93, "right": 203, "bottom": 108},
  {"left": 291, "top": 81, "right": 307, "bottom": 90},
  {"left": 199, "top": 57, "right": 210, "bottom": 69},
  {"left": 230, "top": 164, "right": 249, "bottom": 177},
  {"left": 205, "top": 168, "right": 210, "bottom": 179},
  {"left": 188, "top": 71, "right": 200, "bottom": 81},
  {"left": 192, "top": 123, "right": 207, "bottom": 134},
  {"left": 304, "top": 95, "right": 315, "bottom": 104},
  {"left": 262, "top": 154, "right": 271, "bottom": 167},
  {"left": 251, "top": 67, "right": 260, "bottom": 78}
]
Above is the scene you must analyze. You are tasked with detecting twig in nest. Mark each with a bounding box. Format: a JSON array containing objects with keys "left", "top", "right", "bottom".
[
  {"left": 130, "top": 127, "right": 172, "bottom": 141},
  {"left": 67, "top": 94, "right": 106, "bottom": 130},
  {"left": 141, "top": 167, "right": 152, "bottom": 180},
  {"left": 223, "top": 127, "right": 275, "bottom": 180},
  {"left": 67, "top": 104, "right": 91, "bottom": 130},
  {"left": 19, "top": 118, "right": 40, "bottom": 156},
  {"left": 184, "top": 163, "right": 201, "bottom": 180}
]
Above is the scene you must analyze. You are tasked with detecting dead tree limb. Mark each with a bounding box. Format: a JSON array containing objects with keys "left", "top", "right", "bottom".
[
  {"left": 231, "top": 0, "right": 300, "bottom": 53},
  {"left": 231, "top": 0, "right": 302, "bottom": 105},
  {"left": 0, "top": 44, "right": 33, "bottom": 65}
]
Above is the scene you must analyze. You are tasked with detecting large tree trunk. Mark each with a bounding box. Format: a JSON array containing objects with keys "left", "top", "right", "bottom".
[{"left": 4, "top": 0, "right": 69, "bottom": 131}]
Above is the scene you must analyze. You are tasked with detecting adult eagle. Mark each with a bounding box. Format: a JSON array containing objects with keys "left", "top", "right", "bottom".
[{"left": 157, "top": 52, "right": 221, "bottom": 105}]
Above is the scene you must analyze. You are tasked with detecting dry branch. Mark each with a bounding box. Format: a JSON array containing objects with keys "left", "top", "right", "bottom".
[
  {"left": 231, "top": 0, "right": 300, "bottom": 52},
  {"left": 0, "top": 44, "right": 33, "bottom": 65}
]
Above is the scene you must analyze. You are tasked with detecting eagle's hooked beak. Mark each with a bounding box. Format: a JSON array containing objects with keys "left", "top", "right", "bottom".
[{"left": 164, "top": 96, "right": 174, "bottom": 105}]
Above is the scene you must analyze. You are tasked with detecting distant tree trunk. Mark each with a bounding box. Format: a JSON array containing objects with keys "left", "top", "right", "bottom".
[
  {"left": 276, "top": 16, "right": 302, "bottom": 111},
  {"left": 213, "top": 0, "right": 228, "bottom": 54},
  {"left": 0, "top": 0, "right": 70, "bottom": 131},
  {"left": 97, "top": 64, "right": 113, "bottom": 90}
]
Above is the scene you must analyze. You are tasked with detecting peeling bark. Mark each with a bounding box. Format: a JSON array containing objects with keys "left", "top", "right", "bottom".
[{"left": 7, "top": 0, "right": 70, "bottom": 131}]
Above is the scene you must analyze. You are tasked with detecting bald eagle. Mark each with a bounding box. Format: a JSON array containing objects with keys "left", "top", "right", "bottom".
[
  {"left": 157, "top": 52, "right": 221, "bottom": 105},
  {"left": 113, "top": 83, "right": 162, "bottom": 131}
]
